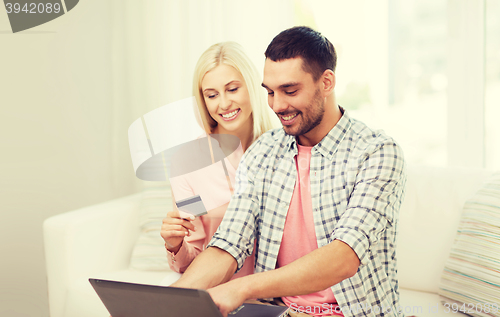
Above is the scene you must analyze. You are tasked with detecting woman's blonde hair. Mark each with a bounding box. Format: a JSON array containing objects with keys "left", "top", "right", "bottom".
[{"left": 193, "top": 41, "right": 278, "bottom": 142}]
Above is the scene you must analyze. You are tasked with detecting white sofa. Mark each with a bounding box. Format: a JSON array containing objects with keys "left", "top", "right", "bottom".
[{"left": 43, "top": 166, "right": 493, "bottom": 317}]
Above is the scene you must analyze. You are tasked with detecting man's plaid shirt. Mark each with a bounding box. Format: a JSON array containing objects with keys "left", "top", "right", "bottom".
[{"left": 208, "top": 109, "right": 406, "bottom": 317}]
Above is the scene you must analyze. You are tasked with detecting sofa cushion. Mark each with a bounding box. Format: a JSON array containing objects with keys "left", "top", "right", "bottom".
[
  {"left": 399, "top": 288, "right": 469, "bottom": 317},
  {"left": 129, "top": 181, "right": 173, "bottom": 270},
  {"left": 397, "top": 166, "right": 493, "bottom": 293},
  {"left": 439, "top": 172, "right": 500, "bottom": 317}
]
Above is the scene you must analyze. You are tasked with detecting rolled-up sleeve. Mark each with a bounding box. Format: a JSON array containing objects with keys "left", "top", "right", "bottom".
[
  {"left": 332, "top": 140, "right": 406, "bottom": 265},
  {"left": 207, "top": 154, "right": 259, "bottom": 272}
]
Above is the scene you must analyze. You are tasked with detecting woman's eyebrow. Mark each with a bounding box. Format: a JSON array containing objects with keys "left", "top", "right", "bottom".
[
  {"left": 203, "top": 80, "right": 241, "bottom": 93},
  {"left": 225, "top": 80, "right": 240, "bottom": 86}
]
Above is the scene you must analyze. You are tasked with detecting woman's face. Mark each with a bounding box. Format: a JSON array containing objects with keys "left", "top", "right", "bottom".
[{"left": 201, "top": 64, "right": 253, "bottom": 135}]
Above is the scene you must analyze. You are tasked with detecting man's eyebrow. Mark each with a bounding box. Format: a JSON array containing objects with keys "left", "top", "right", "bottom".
[
  {"left": 279, "top": 82, "right": 300, "bottom": 89},
  {"left": 261, "top": 82, "right": 300, "bottom": 90}
]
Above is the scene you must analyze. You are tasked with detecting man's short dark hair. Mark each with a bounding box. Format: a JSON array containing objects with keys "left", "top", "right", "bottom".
[{"left": 265, "top": 26, "right": 337, "bottom": 81}]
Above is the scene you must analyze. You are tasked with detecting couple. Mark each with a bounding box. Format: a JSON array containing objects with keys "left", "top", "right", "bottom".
[{"left": 161, "top": 26, "right": 406, "bottom": 317}]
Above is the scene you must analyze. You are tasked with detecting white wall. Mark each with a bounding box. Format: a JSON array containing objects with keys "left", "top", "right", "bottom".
[
  {"left": 0, "top": 1, "right": 140, "bottom": 316},
  {"left": 0, "top": 1, "right": 297, "bottom": 315}
]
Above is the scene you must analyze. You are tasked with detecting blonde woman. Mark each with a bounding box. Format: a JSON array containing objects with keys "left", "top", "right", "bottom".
[{"left": 161, "top": 42, "right": 278, "bottom": 278}]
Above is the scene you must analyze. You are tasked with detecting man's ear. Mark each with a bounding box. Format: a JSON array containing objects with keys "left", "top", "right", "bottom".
[{"left": 321, "top": 69, "right": 335, "bottom": 96}]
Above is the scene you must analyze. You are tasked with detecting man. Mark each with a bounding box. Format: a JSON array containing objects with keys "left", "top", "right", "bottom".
[{"left": 172, "top": 26, "right": 406, "bottom": 317}]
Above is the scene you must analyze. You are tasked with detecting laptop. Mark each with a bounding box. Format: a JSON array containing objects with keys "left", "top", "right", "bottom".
[{"left": 89, "top": 278, "right": 289, "bottom": 317}]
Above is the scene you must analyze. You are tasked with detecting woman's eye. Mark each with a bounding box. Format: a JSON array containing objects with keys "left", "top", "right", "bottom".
[
  {"left": 207, "top": 94, "right": 217, "bottom": 99},
  {"left": 228, "top": 87, "right": 239, "bottom": 93}
]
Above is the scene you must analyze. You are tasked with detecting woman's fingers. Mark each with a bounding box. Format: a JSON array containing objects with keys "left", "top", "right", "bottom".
[
  {"left": 161, "top": 223, "right": 189, "bottom": 251},
  {"left": 167, "top": 209, "right": 195, "bottom": 221},
  {"left": 162, "top": 224, "right": 192, "bottom": 237},
  {"left": 164, "top": 213, "right": 196, "bottom": 232},
  {"left": 178, "top": 210, "right": 195, "bottom": 221},
  {"left": 161, "top": 209, "right": 197, "bottom": 251}
]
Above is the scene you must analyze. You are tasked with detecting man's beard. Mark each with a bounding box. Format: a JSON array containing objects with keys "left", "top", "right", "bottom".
[{"left": 281, "top": 88, "right": 325, "bottom": 137}]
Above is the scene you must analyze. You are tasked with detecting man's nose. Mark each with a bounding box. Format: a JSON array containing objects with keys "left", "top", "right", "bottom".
[{"left": 271, "top": 94, "right": 288, "bottom": 114}]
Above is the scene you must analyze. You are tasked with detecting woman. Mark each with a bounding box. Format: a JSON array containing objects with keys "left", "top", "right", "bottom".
[{"left": 161, "top": 42, "right": 278, "bottom": 277}]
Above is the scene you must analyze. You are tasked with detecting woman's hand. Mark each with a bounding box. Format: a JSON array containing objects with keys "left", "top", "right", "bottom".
[{"left": 161, "top": 210, "right": 196, "bottom": 254}]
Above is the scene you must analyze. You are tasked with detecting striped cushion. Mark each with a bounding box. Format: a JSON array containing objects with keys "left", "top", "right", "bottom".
[
  {"left": 129, "top": 181, "right": 173, "bottom": 271},
  {"left": 439, "top": 172, "right": 500, "bottom": 317}
]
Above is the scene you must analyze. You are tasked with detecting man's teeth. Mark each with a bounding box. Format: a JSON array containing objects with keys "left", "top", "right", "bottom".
[
  {"left": 282, "top": 113, "right": 298, "bottom": 121},
  {"left": 222, "top": 110, "right": 239, "bottom": 118}
]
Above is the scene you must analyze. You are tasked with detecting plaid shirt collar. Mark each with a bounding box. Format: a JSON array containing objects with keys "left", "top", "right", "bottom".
[{"left": 283, "top": 106, "right": 352, "bottom": 160}]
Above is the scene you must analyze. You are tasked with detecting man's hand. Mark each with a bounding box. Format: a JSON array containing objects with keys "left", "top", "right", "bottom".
[
  {"left": 204, "top": 240, "right": 359, "bottom": 309},
  {"left": 161, "top": 210, "right": 196, "bottom": 254},
  {"left": 207, "top": 279, "right": 247, "bottom": 317}
]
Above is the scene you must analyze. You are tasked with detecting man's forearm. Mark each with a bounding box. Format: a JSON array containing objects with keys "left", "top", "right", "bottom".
[
  {"left": 171, "top": 246, "right": 238, "bottom": 289},
  {"left": 228, "top": 240, "right": 359, "bottom": 300}
]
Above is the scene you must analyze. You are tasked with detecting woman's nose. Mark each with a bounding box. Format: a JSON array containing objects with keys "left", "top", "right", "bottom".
[{"left": 220, "top": 94, "right": 231, "bottom": 110}]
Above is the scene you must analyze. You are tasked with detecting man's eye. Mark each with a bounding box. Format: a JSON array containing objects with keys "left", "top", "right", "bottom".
[
  {"left": 285, "top": 90, "right": 297, "bottom": 95},
  {"left": 267, "top": 91, "right": 274, "bottom": 96}
]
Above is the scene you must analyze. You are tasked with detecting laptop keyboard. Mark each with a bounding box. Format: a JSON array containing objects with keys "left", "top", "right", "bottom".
[{"left": 229, "top": 305, "right": 244, "bottom": 315}]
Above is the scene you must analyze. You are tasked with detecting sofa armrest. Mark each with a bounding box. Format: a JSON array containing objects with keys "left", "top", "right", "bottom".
[{"left": 43, "top": 193, "right": 142, "bottom": 317}]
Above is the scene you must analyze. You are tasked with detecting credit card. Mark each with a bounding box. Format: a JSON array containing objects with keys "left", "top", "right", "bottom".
[{"left": 175, "top": 195, "right": 207, "bottom": 217}]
